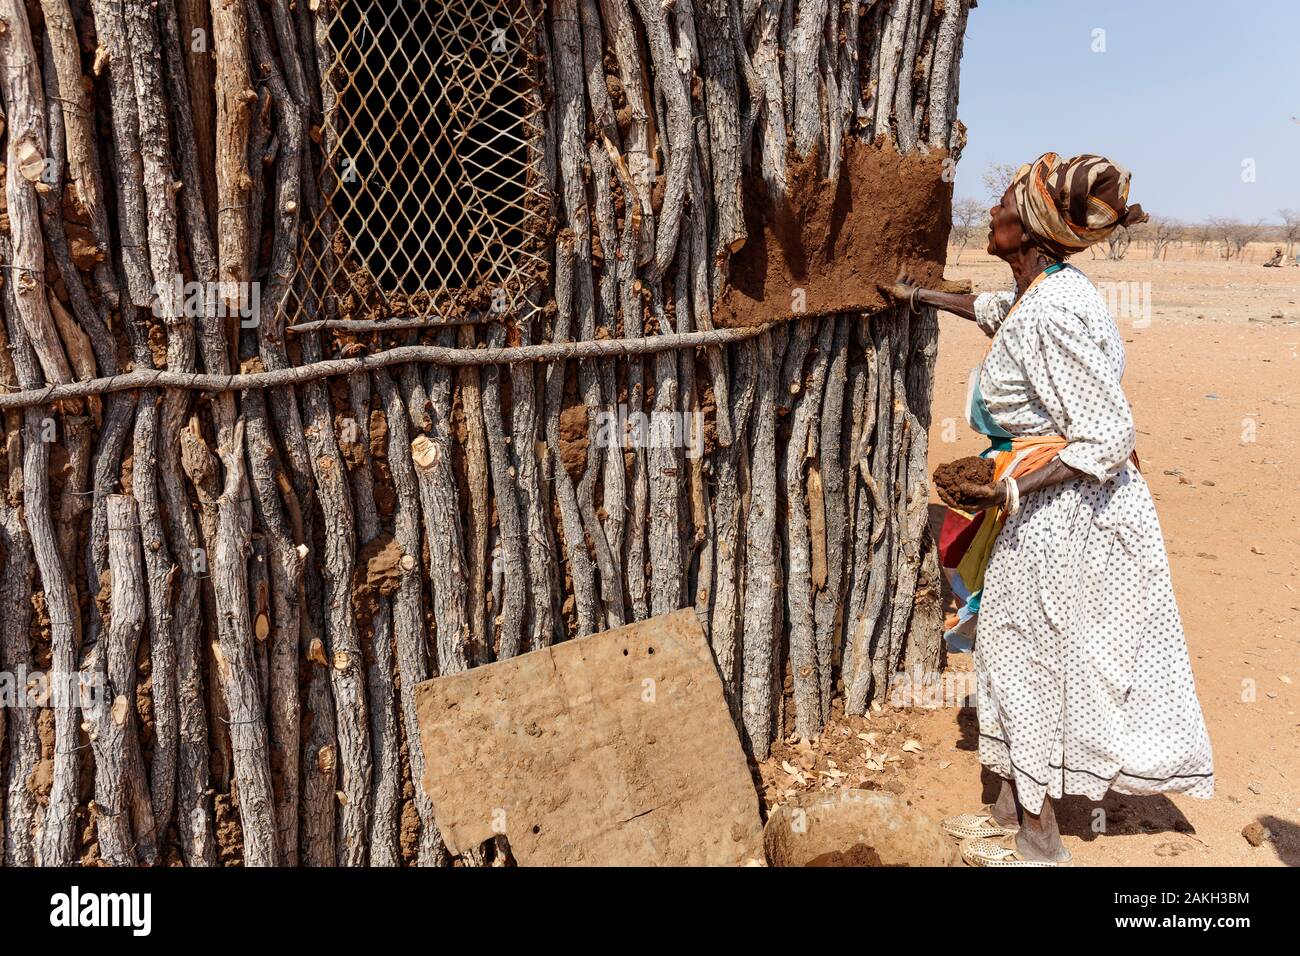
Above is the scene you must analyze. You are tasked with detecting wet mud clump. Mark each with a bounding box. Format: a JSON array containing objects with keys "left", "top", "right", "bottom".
[{"left": 933, "top": 456, "right": 996, "bottom": 511}]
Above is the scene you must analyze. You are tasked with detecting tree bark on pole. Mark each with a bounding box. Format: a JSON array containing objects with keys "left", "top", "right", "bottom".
[
  {"left": 0, "top": 0, "right": 72, "bottom": 385},
  {"left": 212, "top": 0, "right": 254, "bottom": 311},
  {"left": 0, "top": 315, "right": 39, "bottom": 866},
  {"left": 82, "top": 496, "right": 148, "bottom": 866}
]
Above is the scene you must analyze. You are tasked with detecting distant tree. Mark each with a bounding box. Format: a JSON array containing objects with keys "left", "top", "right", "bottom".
[
  {"left": 1208, "top": 217, "right": 1265, "bottom": 260},
  {"left": 1208, "top": 218, "right": 1239, "bottom": 259},
  {"left": 1146, "top": 217, "right": 1180, "bottom": 260},
  {"left": 1188, "top": 222, "right": 1213, "bottom": 256},
  {"left": 949, "top": 198, "right": 988, "bottom": 264},
  {"left": 1232, "top": 219, "right": 1263, "bottom": 257},
  {"left": 982, "top": 162, "right": 1019, "bottom": 203},
  {"left": 1103, "top": 226, "right": 1133, "bottom": 261},
  {"left": 1280, "top": 209, "right": 1300, "bottom": 258}
]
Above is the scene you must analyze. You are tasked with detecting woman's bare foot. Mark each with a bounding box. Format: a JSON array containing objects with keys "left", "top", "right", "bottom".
[
  {"left": 1015, "top": 796, "right": 1072, "bottom": 863},
  {"left": 991, "top": 776, "right": 1020, "bottom": 830}
]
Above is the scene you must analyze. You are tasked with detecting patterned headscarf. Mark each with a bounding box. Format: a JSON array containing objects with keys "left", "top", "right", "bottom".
[{"left": 1011, "top": 153, "right": 1148, "bottom": 259}]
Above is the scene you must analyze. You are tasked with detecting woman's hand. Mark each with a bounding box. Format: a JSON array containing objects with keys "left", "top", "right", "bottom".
[
  {"left": 888, "top": 271, "right": 919, "bottom": 304},
  {"left": 884, "top": 270, "right": 980, "bottom": 323},
  {"left": 964, "top": 480, "right": 1008, "bottom": 513}
]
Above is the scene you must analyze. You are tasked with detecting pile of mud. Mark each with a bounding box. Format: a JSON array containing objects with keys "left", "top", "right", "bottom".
[
  {"left": 714, "top": 138, "right": 960, "bottom": 328},
  {"left": 933, "top": 456, "right": 996, "bottom": 511}
]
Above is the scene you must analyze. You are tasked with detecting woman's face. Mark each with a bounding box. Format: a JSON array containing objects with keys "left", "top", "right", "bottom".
[{"left": 987, "top": 185, "right": 1025, "bottom": 259}]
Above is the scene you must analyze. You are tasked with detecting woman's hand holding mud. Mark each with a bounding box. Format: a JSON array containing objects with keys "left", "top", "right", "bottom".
[
  {"left": 884, "top": 270, "right": 979, "bottom": 323},
  {"left": 961, "top": 481, "right": 1009, "bottom": 513}
]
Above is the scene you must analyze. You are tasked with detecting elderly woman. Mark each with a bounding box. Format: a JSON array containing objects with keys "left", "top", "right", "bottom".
[{"left": 897, "top": 154, "right": 1214, "bottom": 867}]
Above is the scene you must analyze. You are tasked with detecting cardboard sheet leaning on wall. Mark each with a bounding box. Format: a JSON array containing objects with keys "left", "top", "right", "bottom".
[{"left": 415, "top": 610, "right": 765, "bottom": 866}]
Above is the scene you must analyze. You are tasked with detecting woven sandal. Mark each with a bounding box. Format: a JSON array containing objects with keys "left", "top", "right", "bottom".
[
  {"left": 940, "top": 810, "right": 1019, "bottom": 840},
  {"left": 960, "top": 836, "right": 1071, "bottom": 868}
]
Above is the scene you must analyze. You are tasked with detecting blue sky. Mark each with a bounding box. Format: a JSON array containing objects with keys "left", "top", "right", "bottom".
[{"left": 952, "top": 0, "right": 1300, "bottom": 222}]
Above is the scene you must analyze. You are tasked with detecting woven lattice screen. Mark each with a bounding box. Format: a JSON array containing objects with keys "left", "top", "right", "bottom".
[{"left": 294, "top": 0, "right": 547, "bottom": 325}]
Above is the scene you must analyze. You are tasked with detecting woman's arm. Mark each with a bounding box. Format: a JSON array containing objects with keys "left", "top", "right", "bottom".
[
  {"left": 890, "top": 274, "right": 1018, "bottom": 334},
  {"left": 890, "top": 279, "right": 979, "bottom": 322},
  {"left": 961, "top": 458, "right": 1088, "bottom": 513},
  {"left": 1011, "top": 457, "right": 1086, "bottom": 497}
]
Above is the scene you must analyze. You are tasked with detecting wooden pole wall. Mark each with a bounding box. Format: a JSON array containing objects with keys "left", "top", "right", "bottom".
[{"left": 0, "top": 0, "right": 972, "bottom": 866}]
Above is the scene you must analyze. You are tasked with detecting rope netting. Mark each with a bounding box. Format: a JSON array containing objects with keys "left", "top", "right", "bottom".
[{"left": 292, "top": 0, "right": 548, "bottom": 327}]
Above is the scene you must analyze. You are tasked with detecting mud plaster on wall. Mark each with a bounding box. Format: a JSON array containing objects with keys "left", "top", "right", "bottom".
[{"left": 714, "top": 138, "right": 962, "bottom": 328}]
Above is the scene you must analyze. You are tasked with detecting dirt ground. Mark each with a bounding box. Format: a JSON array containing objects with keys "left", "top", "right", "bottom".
[{"left": 760, "top": 242, "right": 1300, "bottom": 867}]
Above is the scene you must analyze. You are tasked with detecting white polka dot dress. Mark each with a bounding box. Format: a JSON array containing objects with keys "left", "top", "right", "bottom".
[{"left": 970, "top": 266, "right": 1214, "bottom": 814}]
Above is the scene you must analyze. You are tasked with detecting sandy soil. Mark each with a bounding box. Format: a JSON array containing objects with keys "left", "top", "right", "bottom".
[{"left": 758, "top": 242, "right": 1300, "bottom": 867}]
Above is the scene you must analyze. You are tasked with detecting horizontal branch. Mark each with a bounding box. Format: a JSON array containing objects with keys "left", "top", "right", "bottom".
[
  {"left": 287, "top": 314, "right": 499, "bottom": 334},
  {"left": 0, "top": 323, "right": 778, "bottom": 409}
]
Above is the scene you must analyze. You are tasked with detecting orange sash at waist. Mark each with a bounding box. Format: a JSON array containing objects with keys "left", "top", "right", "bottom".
[{"left": 994, "top": 435, "right": 1141, "bottom": 482}]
